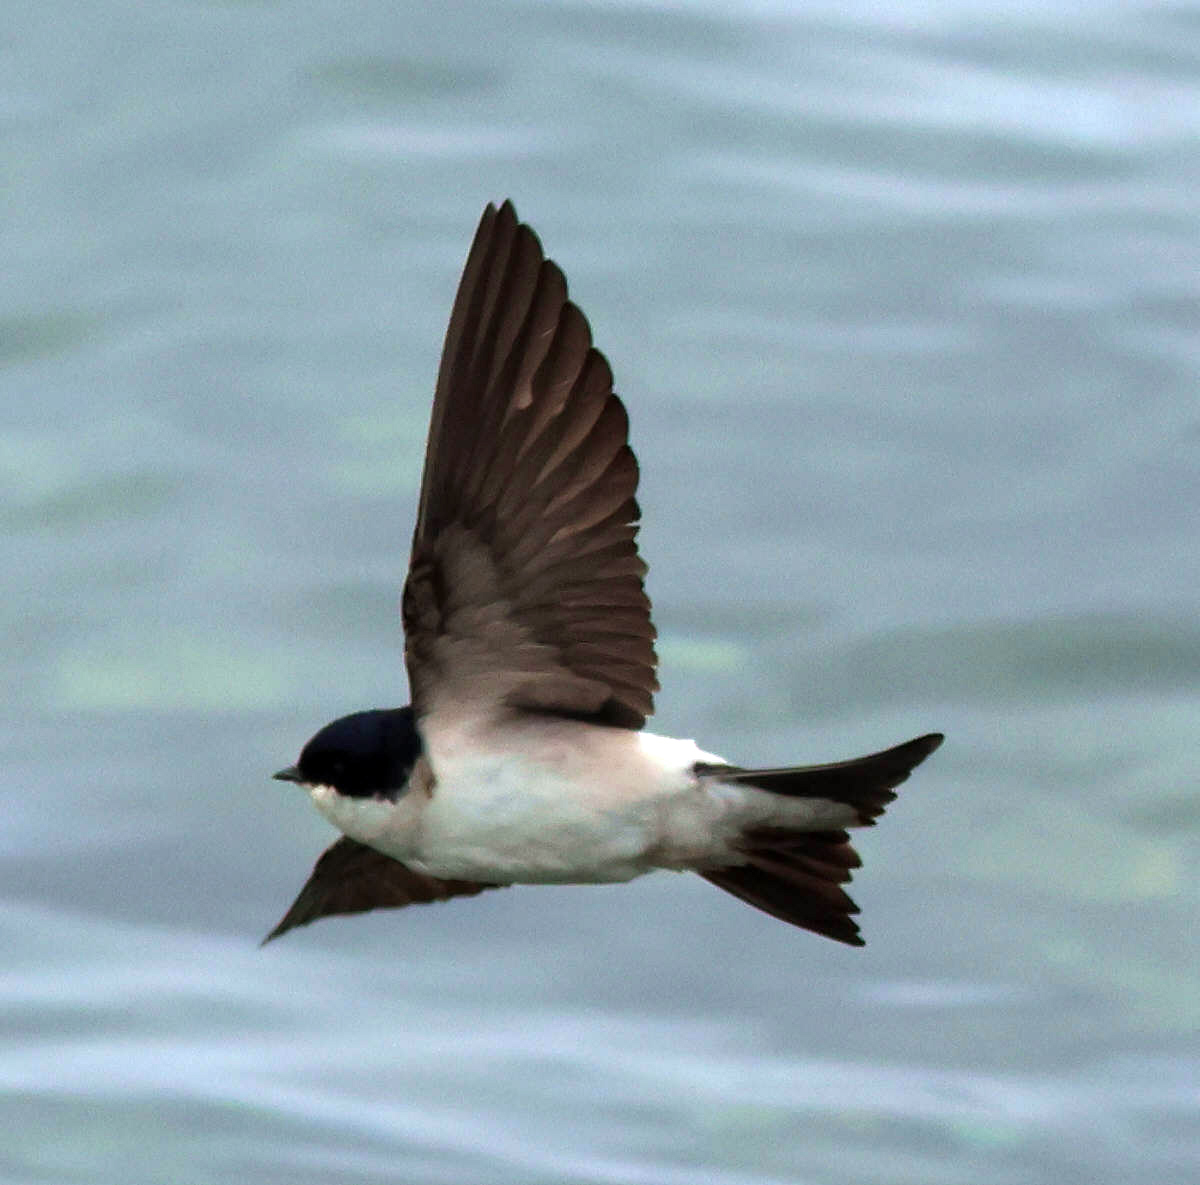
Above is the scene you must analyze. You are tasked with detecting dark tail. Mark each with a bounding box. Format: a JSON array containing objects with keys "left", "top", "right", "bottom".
[{"left": 697, "top": 732, "right": 943, "bottom": 946}]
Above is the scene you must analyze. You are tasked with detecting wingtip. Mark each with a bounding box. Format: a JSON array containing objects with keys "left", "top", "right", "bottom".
[
  {"left": 491, "top": 198, "right": 519, "bottom": 230},
  {"left": 260, "top": 911, "right": 300, "bottom": 946},
  {"left": 259, "top": 925, "right": 284, "bottom": 948}
]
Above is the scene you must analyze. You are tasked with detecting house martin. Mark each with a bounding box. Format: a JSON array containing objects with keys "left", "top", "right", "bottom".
[{"left": 268, "top": 201, "right": 942, "bottom": 946}]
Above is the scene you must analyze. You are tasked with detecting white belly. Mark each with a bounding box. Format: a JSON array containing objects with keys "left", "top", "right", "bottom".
[
  {"left": 408, "top": 725, "right": 717, "bottom": 883},
  {"left": 414, "top": 752, "right": 646, "bottom": 881}
]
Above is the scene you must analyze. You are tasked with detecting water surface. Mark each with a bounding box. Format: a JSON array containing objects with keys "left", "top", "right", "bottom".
[{"left": 3, "top": 2, "right": 1198, "bottom": 1182}]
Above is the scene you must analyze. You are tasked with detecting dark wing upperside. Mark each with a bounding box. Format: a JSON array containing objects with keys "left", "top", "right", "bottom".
[
  {"left": 402, "top": 201, "right": 657, "bottom": 730},
  {"left": 262, "top": 837, "right": 501, "bottom": 944}
]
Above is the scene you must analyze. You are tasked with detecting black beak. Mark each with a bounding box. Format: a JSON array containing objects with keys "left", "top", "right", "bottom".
[{"left": 273, "top": 765, "right": 303, "bottom": 783}]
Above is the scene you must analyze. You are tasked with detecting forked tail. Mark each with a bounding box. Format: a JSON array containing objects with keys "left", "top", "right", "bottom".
[{"left": 696, "top": 732, "right": 943, "bottom": 946}]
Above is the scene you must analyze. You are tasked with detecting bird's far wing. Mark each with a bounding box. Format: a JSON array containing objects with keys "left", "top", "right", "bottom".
[
  {"left": 262, "top": 837, "right": 501, "bottom": 944},
  {"left": 402, "top": 200, "right": 657, "bottom": 729}
]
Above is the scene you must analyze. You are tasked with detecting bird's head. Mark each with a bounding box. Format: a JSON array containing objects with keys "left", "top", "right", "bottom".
[{"left": 274, "top": 707, "right": 422, "bottom": 800}]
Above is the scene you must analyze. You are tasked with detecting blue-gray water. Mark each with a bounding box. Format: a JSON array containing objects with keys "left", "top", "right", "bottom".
[{"left": 4, "top": 2, "right": 1198, "bottom": 1182}]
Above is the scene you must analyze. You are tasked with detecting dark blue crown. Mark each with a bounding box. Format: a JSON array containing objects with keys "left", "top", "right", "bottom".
[{"left": 296, "top": 707, "right": 422, "bottom": 799}]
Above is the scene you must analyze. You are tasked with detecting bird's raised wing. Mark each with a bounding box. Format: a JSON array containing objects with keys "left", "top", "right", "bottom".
[
  {"left": 263, "top": 837, "right": 500, "bottom": 943},
  {"left": 402, "top": 201, "right": 657, "bottom": 729}
]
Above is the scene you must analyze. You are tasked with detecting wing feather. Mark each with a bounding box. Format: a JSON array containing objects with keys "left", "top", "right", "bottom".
[
  {"left": 263, "top": 837, "right": 501, "bottom": 944},
  {"left": 404, "top": 201, "right": 657, "bottom": 729}
]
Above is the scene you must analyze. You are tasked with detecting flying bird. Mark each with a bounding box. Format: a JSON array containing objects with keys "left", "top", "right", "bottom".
[{"left": 267, "top": 201, "right": 942, "bottom": 947}]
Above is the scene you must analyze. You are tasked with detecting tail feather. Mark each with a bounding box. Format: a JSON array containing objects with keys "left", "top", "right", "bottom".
[
  {"left": 697, "top": 733, "right": 943, "bottom": 946},
  {"left": 695, "top": 732, "right": 943, "bottom": 825}
]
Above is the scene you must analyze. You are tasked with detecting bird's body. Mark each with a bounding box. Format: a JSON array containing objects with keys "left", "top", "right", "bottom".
[
  {"left": 308, "top": 714, "right": 860, "bottom": 886},
  {"left": 268, "top": 201, "right": 943, "bottom": 947}
]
